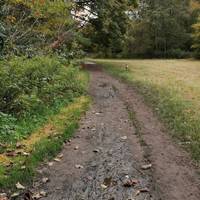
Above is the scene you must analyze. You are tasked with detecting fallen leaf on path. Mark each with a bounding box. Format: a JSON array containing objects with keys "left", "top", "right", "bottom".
[
  {"left": 42, "top": 177, "right": 49, "bottom": 183},
  {"left": 141, "top": 164, "right": 152, "bottom": 170},
  {"left": 32, "top": 193, "right": 41, "bottom": 199},
  {"left": 103, "top": 177, "right": 113, "bottom": 187},
  {"left": 120, "top": 136, "right": 127, "bottom": 140},
  {"left": 75, "top": 164, "right": 84, "bottom": 169},
  {"left": 135, "top": 190, "right": 141, "bottom": 196},
  {"left": 87, "top": 176, "right": 93, "bottom": 181},
  {"left": 74, "top": 146, "right": 79, "bottom": 150},
  {"left": 40, "top": 191, "right": 47, "bottom": 197},
  {"left": 123, "top": 179, "right": 138, "bottom": 187},
  {"left": 140, "top": 187, "right": 150, "bottom": 193},
  {"left": 32, "top": 190, "right": 47, "bottom": 199},
  {"left": 93, "top": 149, "right": 100, "bottom": 153},
  {"left": 16, "top": 182, "right": 25, "bottom": 190},
  {"left": 48, "top": 162, "right": 53, "bottom": 166},
  {"left": 57, "top": 154, "right": 63, "bottom": 158},
  {"left": 10, "top": 192, "right": 20, "bottom": 198},
  {"left": 101, "top": 184, "right": 108, "bottom": 189},
  {"left": 54, "top": 158, "right": 61, "bottom": 162}
]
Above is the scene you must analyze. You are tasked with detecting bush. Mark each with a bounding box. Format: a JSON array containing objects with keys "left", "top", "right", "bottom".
[
  {"left": 0, "top": 112, "right": 17, "bottom": 143},
  {"left": 0, "top": 56, "right": 86, "bottom": 117}
]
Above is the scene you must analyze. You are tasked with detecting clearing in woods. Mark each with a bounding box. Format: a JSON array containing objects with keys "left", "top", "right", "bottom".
[{"left": 29, "top": 62, "right": 200, "bottom": 200}]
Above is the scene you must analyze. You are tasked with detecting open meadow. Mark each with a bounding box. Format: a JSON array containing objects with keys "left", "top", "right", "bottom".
[{"left": 95, "top": 59, "right": 200, "bottom": 160}]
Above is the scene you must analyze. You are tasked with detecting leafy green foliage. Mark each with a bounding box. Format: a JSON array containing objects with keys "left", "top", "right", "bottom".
[
  {"left": 0, "top": 56, "right": 84, "bottom": 116},
  {"left": 192, "top": 16, "right": 200, "bottom": 58},
  {"left": 0, "top": 56, "right": 88, "bottom": 144},
  {"left": 123, "top": 0, "right": 193, "bottom": 58},
  {"left": 0, "top": 96, "right": 90, "bottom": 189},
  {"left": 75, "top": 0, "right": 137, "bottom": 57},
  {"left": 0, "top": 112, "right": 17, "bottom": 143},
  {"left": 0, "top": 0, "right": 76, "bottom": 56}
]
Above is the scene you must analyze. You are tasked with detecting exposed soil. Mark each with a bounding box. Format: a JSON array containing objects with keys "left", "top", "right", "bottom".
[{"left": 30, "top": 64, "right": 200, "bottom": 200}]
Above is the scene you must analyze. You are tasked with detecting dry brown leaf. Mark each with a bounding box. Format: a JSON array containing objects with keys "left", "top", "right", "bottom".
[
  {"left": 140, "top": 187, "right": 150, "bottom": 193},
  {"left": 120, "top": 136, "right": 127, "bottom": 140},
  {"left": 32, "top": 192, "right": 42, "bottom": 199},
  {"left": 16, "top": 182, "right": 25, "bottom": 190},
  {"left": 54, "top": 158, "right": 61, "bottom": 162},
  {"left": 123, "top": 178, "right": 138, "bottom": 187},
  {"left": 42, "top": 177, "right": 49, "bottom": 183},
  {"left": 135, "top": 190, "right": 141, "bottom": 196},
  {"left": 11, "top": 192, "right": 20, "bottom": 198},
  {"left": 74, "top": 146, "right": 79, "bottom": 150},
  {"left": 93, "top": 149, "right": 100, "bottom": 153},
  {"left": 57, "top": 154, "right": 63, "bottom": 158},
  {"left": 40, "top": 190, "right": 47, "bottom": 197},
  {"left": 141, "top": 164, "right": 152, "bottom": 170},
  {"left": 48, "top": 162, "right": 53, "bottom": 166},
  {"left": 101, "top": 184, "right": 108, "bottom": 189},
  {"left": 32, "top": 190, "right": 47, "bottom": 199},
  {"left": 75, "top": 164, "right": 84, "bottom": 169}
]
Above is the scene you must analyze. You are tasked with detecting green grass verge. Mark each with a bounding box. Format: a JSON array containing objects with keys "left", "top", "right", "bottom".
[
  {"left": 95, "top": 60, "right": 200, "bottom": 161},
  {"left": 0, "top": 96, "right": 90, "bottom": 190}
]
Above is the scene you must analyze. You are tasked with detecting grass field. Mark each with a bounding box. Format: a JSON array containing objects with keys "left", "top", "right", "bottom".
[{"left": 94, "top": 59, "right": 200, "bottom": 161}]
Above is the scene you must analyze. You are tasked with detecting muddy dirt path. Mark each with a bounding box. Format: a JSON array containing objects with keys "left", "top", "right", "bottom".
[{"left": 32, "top": 64, "right": 200, "bottom": 200}]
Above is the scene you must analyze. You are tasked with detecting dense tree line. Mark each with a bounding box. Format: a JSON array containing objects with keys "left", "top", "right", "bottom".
[
  {"left": 79, "top": 0, "right": 200, "bottom": 58},
  {"left": 122, "top": 0, "right": 200, "bottom": 58},
  {"left": 0, "top": 0, "right": 200, "bottom": 58}
]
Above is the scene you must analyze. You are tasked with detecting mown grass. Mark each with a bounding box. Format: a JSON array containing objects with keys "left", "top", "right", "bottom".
[
  {"left": 0, "top": 96, "right": 90, "bottom": 189},
  {"left": 94, "top": 59, "right": 200, "bottom": 161}
]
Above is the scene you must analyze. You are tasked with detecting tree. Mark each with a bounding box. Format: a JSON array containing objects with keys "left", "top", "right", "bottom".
[
  {"left": 75, "top": 0, "right": 137, "bottom": 57},
  {"left": 124, "top": 0, "right": 192, "bottom": 58},
  {"left": 192, "top": 16, "right": 200, "bottom": 58},
  {"left": 1, "top": 0, "right": 76, "bottom": 56}
]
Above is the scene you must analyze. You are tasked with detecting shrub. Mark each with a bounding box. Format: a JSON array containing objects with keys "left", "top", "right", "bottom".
[
  {"left": 0, "top": 56, "right": 86, "bottom": 117},
  {"left": 0, "top": 112, "right": 17, "bottom": 143}
]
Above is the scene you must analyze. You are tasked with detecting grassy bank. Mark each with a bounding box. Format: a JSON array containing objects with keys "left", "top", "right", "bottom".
[
  {"left": 95, "top": 59, "right": 200, "bottom": 161},
  {"left": 0, "top": 96, "right": 90, "bottom": 189},
  {"left": 0, "top": 56, "right": 90, "bottom": 190}
]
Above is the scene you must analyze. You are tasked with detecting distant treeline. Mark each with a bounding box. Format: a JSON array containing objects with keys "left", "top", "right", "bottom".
[
  {"left": 82, "top": 0, "right": 200, "bottom": 59},
  {"left": 0, "top": 0, "right": 200, "bottom": 59}
]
